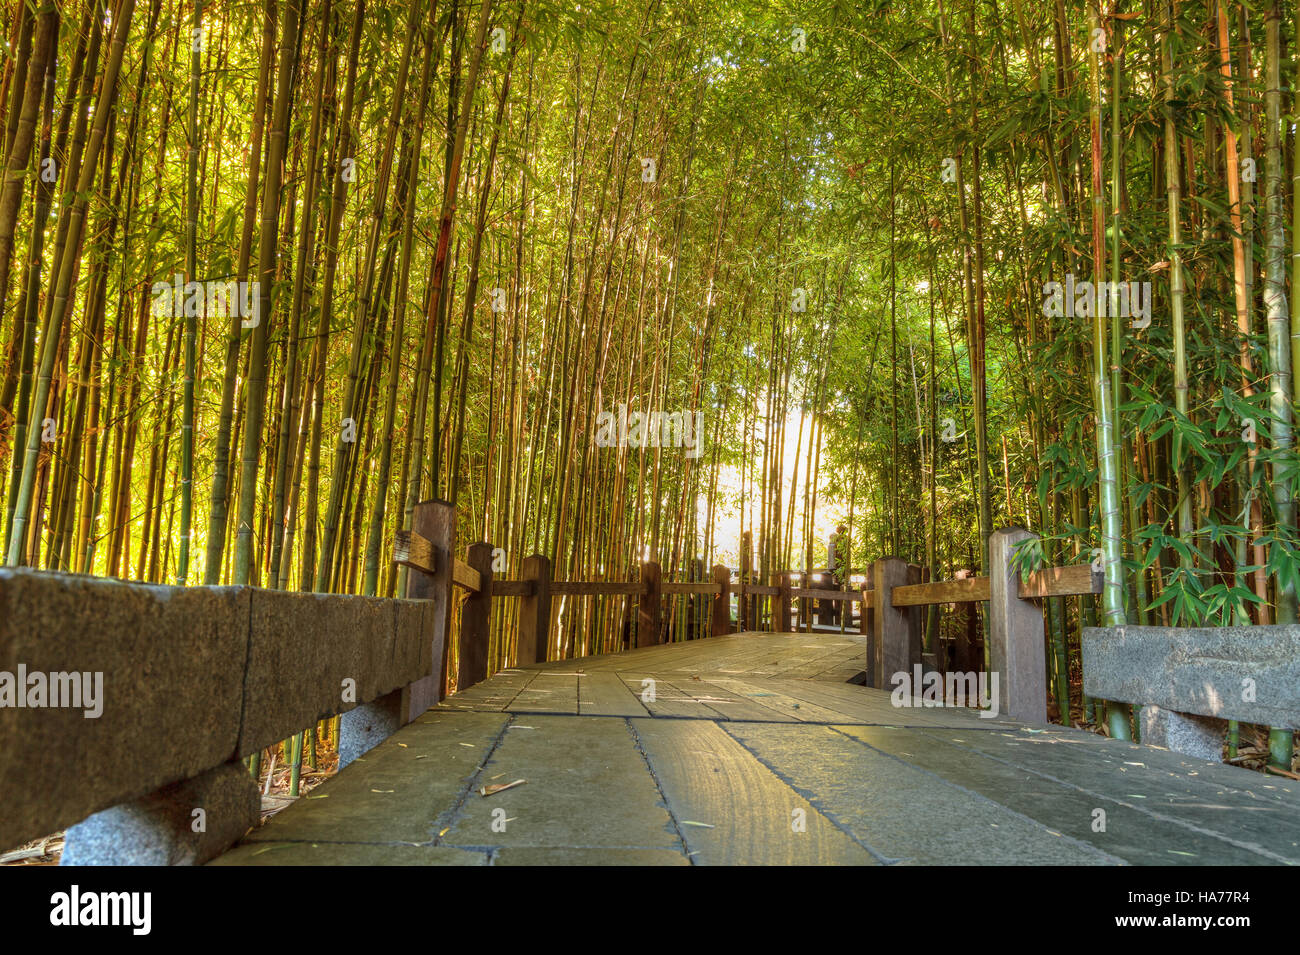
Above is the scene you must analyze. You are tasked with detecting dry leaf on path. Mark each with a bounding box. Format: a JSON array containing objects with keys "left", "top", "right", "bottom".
[{"left": 479, "top": 778, "right": 526, "bottom": 797}]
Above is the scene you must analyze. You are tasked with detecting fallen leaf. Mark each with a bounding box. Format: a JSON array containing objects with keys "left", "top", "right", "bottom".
[{"left": 479, "top": 778, "right": 527, "bottom": 797}]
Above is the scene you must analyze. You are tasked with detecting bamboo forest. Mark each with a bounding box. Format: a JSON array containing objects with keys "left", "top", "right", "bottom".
[{"left": 1, "top": 0, "right": 1299, "bottom": 877}]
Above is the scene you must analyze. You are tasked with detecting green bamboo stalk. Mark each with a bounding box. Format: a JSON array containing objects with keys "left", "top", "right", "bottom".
[
  {"left": 0, "top": 2, "right": 56, "bottom": 348},
  {"left": 288, "top": 730, "right": 303, "bottom": 797},
  {"left": 1264, "top": 0, "right": 1295, "bottom": 770},
  {"left": 177, "top": 0, "right": 202, "bottom": 585},
  {"left": 1089, "top": 1, "right": 1128, "bottom": 741},
  {"left": 1162, "top": 0, "right": 1194, "bottom": 581}
]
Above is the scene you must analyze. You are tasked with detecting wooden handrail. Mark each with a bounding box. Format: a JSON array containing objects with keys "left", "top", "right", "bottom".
[
  {"left": 480, "top": 562, "right": 1098, "bottom": 610},
  {"left": 891, "top": 575, "right": 990, "bottom": 606},
  {"left": 789, "top": 587, "right": 862, "bottom": 601},
  {"left": 1020, "top": 563, "right": 1102, "bottom": 599},
  {"left": 393, "top": 529, "right": 436, "bottom": 575},
  {"left": 661, "top": 581, "right": 721, "bottom": 595},
  {"left": 492, "top": 579, "right": 535, "bottom": 597},
  {"left": 886, "top": 564, "right": 1101, "bottom": 608},
  {"left": 551, "top": 580, "right": 646, "bottom": 595},
  {"left": 452, "top": 557, "right": 481, "bottom": 593}
]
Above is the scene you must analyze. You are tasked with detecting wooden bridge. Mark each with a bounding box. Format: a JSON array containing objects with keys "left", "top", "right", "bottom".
[
  {"left": 211, "top": 631, "right": 1300, "bottom": 866},
  {"left": 2, "top": 501, "right": 1298, "bottom": 865}
]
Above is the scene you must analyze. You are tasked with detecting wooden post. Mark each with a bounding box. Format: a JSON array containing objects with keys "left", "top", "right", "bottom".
[
  {"left": 952, "top": 568, "right": 979, "bottom": 673},
  {"left": 403, "top": 500, "right": 454, "bottom": 714},
  {"left": 711, "top": 564, "right": 731, "bottom": 637},
  {"left": 458, "top": 542, "right": 493, "bottom": 690},
  {"left": 817, "top": 572, "right": 835, "bottom": 626},
  {"left": 988, "top": 527, "right": 1047, "bottom": 723},
  {"left": 872, "top": 557, "right": 911, "bottom": 690},
  {"left": 619, "top": 586, "right": 634, "bottom": 649},
  {"left": 777, "top": 573, "right": 792, "bottom": 632},
  {"left": 341, "top": 500, "right": 452, "bottom": 768},
  {"left": 860, "top": 564, "right": 874, "bottom": 686},
  {"left": 906, "top": 563, "right": 926, "bottom": 666},
  {"left": 798, "top": 571, "right": 808, "bottom": 632},
  {"left": 739, "top": 531, "right": 753, "bottom": 630},
  {"left": 518, "top": 553, "right": 552, "bottom": 664},
  {"left": 692, "top": 557, "right": 706, "bottom": 639},
  {"left": 637, "top": 561, "right": 662, "bottom": 647}
]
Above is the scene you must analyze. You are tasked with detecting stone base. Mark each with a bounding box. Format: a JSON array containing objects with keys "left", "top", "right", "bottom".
[
  {"left": 1140, "top": 705, "right": 1226, "bottom": 761},
  {"left": 339, "top": 692, "right": 404, "bottom": 769},
  {"left": 61, "top": 761, "right": 258, "bottom": 865},
  {"left": 338, "top": 676, "right": 439, "bottom": 770}
]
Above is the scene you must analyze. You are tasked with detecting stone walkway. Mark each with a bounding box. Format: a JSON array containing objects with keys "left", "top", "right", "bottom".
[{"left": 211, "top": 632, "right": 1300, "bottom": 865}]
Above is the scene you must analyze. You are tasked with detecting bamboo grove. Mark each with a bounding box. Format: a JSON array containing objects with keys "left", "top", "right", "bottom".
[{"left": 0, "top": 0, "right": 1296, "bottom": 770}]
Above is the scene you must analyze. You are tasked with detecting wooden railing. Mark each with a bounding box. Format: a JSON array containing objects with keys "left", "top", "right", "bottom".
[{"left": 400, "top": 522, "right": 1102, "bottom": 724}]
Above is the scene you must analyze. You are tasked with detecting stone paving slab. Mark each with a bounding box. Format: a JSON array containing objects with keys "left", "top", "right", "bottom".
[
  {"left": 836, "top": 725, "right": 1291, "bottom": 865},
  {"left": 721, "top": 722, "right": 1121, "bottom": 865},
  {"left": 439, "top": 715, "right": 681, "bottom": 851},
  {"left": 631, "top": 717, "right": 878, "bottom": 865},
  {"left": 240, "top": 711, "right": 508, "bottom": 845},
  {"left": 576, "top": 671, "right": 652, "bottom": 717},
  {"left": 210, "top": 632, "right": 1300, "bottom": 865},
  {"left": 922, "top": 726, "right": 1300, "bottom": 864}
]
